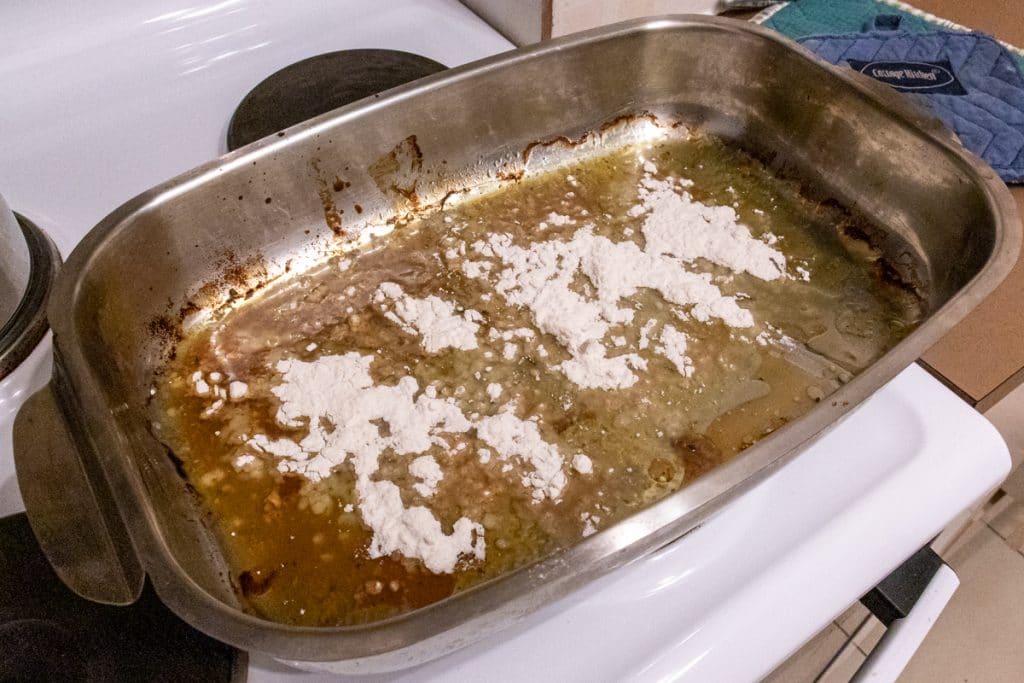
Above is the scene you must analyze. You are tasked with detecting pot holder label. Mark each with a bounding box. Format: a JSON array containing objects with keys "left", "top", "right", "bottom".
[{"left": 846, "top": 59, "right": 967, "bottom": 95}]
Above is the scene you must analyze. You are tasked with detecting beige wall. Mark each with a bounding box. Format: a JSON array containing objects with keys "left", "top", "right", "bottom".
[
  {"left": 460, "top": 0, "right": 548, "bottom": 46},
  {"left": 460, "top": 0, "right": 719, "bottom": 45},
  {"left": 552, "top": 0, "right": 718, "bottom": 38}
]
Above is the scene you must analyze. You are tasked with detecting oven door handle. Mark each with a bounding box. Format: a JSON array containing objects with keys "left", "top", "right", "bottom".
[
  {"left": 12, "top": 384, "right": 144, "bottom": 605},
  {"left": 852, "top": 562, "right": 960, "bottom": 682}
]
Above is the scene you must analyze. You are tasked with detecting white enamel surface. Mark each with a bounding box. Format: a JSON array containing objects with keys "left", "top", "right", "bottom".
[
  {"left": 0, "top": 0, "right": 513, "bottom": 257},
  {"left": 0, "top": 2, "right": 1009, "bottom": 681}
]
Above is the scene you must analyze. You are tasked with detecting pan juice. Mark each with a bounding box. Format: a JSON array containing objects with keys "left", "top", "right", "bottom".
[{"left": 154, "top": 129, "right": 922, "bottom": 625}]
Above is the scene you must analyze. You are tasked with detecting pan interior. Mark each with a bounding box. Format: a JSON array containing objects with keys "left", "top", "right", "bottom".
[{"left": 151, "top": 119, "right": 925, "bottom": 626}]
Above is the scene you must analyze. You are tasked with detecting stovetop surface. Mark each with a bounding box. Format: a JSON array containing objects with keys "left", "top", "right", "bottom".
[
  {"left": 0, "top": 513, "right": 239, "bottom": 682},
  {"left": 0, "top": 0, "right": 511, "bottom": 256},
  {"left": 0, "top": 1, "right": 1010, "bottom": 680}
]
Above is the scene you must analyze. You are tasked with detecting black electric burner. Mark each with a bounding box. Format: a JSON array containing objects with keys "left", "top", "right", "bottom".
[
  {"left": 0, "top": 513, "right": 242, "bottom": 682},
  {"left": 227, "top": 49, "right": 447, "bottom": 151}
]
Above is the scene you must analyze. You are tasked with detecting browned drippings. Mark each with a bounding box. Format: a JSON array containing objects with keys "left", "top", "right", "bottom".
[{"left": 152, "top": 129, "right": 923, "bottom": 626}]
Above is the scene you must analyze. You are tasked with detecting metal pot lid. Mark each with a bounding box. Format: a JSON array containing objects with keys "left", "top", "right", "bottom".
[
  {"left": 0, "top": 194, "right": 30, "bottom": 330},
  {"left": 0, "top": 211, "right": 60, "bottom": 380}
]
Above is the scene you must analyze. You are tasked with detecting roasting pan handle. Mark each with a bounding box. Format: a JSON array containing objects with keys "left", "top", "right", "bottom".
[{"left": 13, "top": 384, "right": 144, "bottom": 605}]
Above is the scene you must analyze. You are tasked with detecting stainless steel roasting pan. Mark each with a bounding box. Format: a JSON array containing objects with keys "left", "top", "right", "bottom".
[{"left": 14, "top": 15, "right": 1020, "bottom": 672}]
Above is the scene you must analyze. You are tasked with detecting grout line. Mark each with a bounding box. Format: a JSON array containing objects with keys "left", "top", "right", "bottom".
[
  {"left": 987, "top": 519, "right": 1016, "bottom": 542},
  {"left": 815, "top": 631, "right": 862, "bottom": 683},
  {"left": 984, "top": 520, "right": 1024, "bottom": 561},
  {"left": 849, "top": 614, "right": 871, "bottom": 656},
  {"left": 850, "top": 613, "right": 882, "bottom": 658}
]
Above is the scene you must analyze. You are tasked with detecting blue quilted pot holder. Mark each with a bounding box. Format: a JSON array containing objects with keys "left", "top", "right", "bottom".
[{"left": 798, "top": 15, "right": 1024, "bottom": 183}]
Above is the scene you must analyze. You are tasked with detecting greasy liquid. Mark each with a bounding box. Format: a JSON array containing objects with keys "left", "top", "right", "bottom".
[{"left": 153, "top": 130, "right": 923, "bottom": 626}]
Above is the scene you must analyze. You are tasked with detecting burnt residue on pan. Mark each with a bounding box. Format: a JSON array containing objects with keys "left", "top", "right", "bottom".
[
  {"left": 521, "top": 111, "right": 660, "bottom": 165},
  {"left": 496, "top": 167, "right": 524, "bottom": 182},
  {"left": 838, "top": 219, "right": 928, "bottom": 303},
  {"left": 318, "top": 113, "right": 672, "bottom": 246},
  {"left": 310, "top": 136, "right": 426, "bottom": 238},
  {"left": 311, "top": 159, "right": 345, "bottom": 236},
  {"left": 368, "top": 134, "right": 424, "bottom": 210},
  {"left": 146, "top": 251, "right": 270, "bottom": 363},
  {"left": 144, "top": 110, "right": 926, "bottom": 413},
  {"left": 721, "top": 142, "right": 930, "bottom": 306},
  {"left": 146, "top": 315, "right": 184, "bottom": 361}
]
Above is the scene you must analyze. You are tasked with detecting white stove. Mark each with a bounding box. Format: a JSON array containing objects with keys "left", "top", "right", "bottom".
[{"left": 0, "top": 1, "right": 1010, "bottom": 680}]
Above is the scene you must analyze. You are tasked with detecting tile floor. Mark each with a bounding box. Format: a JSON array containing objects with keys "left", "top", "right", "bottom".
[
  {"left": 901, "top": 523, "right": 1024, "bottom": 681},
  {"left": 765, "top": 383, "right": 1024, "bottom": 682}
]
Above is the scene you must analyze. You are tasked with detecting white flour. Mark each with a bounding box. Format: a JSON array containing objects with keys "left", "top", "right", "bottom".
[
  {"left": 246, "top": 353, "right": 480, "bottom": 573},
  {"left": 638, "top": 319, "right": 656, "bottom": 350},
  {"left": 359, "top": 479, "right": 484, "bottom": 574},
  {"left": 580, "top": 511, "right": 599, "bottom": 537},
  {"left": 490, "top": 327, "right": 535, "bottom": 342},
  {"left": 656, "top": 325, "right": 695, "bottom": 378},
  {"left": 468, "top": 226, "right": 752, "bottom": 389},
  {"left": 546, "top": 212, "right": 575, "bottom": 226},
  {"left": 228, "top": 381, "right": 248, "bottom": 400},
  {"left": 373, "top": 282, "right": 481, "bottom": 353},
  {"left": 636, "top": 176, "right": 787, "bottom": 281},
  {"left": 476, "top": 408, "right": 569, "bottom": 501},
  {"left": 234, "top": 453, "right": 256, "bottom": 469},
  {"left": 461, "top": 260, "right": 492, "bottom": 279},
  {"left": 457, "top": 170, "right": 787, "bottom": 389},
  {"left": 191, "top": 371, "right": 210, "bottom": 396},
  {"left": 409, "top": 454, "right": 443, "bottom": 497},
  {"left": 572, "top": 453, "right": 593, "bottom": 475},
  {"left": 244, "top": 353, "right": 581, "bottom": 572}
]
